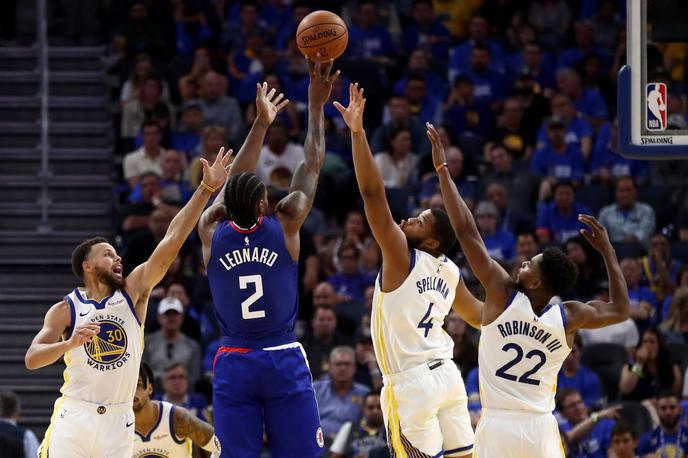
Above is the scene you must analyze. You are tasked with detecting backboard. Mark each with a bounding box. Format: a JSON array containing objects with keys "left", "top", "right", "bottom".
[{"left": 619, "top": 0, "right": 688, "bottom": 158}]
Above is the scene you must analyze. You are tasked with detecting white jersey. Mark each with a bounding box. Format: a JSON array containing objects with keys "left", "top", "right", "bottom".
[
  {"left": 133, "top": 401, "right": 192, "bottom": 458},
  {"left": 478, "top": 290, "right": 571, "bottom": 413},
  {"left": 61, "top": 288, "right": 143, "bottom": 405},
  {"left": 371, "top": 249, "right": 459, "bottom": 375}
]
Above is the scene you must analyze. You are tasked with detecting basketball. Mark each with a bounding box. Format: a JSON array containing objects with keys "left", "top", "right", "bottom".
[{"left": 296, "top": 10, "right": 348, "bottom": 62}]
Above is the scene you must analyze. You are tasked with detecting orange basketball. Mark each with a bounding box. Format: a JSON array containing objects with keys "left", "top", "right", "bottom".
[{"left": 296, "top": 10, "right": 348, "bottom": 62}]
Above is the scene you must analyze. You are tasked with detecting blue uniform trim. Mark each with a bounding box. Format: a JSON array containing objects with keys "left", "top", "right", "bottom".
[
  {"left": 432, "top": 450, "right": 445, "bottom": 457},
  {"left": 538, "top": 302, "right": 555, "bottom": 317},
  {"left": 134, "top": 401, "right": 163, "bottom": 441},
  {"left": 120, "top": 288, "right": 141, "bottom": 326},
  {"left": 445, "top": 444, "right": 473, "bottom": 455},
  {"left": 169, "top": 405, "right": 186, "bottom": 444},
  {"left": 73, "top": 288, "right": 113, "bottom": 310},
  {"left": 558, "top": 303, "right": 568, "bottom": 331},
  {"left": 65, "top": 296, "right": 76, "bottom": 339},
  {"left": 221, "top": 332, "right": 296, "bottom": 350},
  {"left": 409, "top": 249, "right": 417, "bottom": 272},
  {"left": 504, "top": 289, "right": 519, "bottom": 309}
]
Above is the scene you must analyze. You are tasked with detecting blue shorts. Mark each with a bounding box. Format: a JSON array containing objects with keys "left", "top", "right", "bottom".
[{"left": 213, "top": 343, "right": 324, "bottom": 458}]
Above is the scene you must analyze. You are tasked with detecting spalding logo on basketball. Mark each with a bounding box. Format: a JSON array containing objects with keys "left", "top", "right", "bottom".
[
  {"left": 84, "top": 320, "right": 129, "bottom": 367},
  {"left": 296, "top": 10, "right": 348, "bottom": 62}
]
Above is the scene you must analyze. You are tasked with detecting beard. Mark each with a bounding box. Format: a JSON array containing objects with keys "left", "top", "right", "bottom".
[
  {"left": 95, "top": 266, "right": 126, "bottom": 290},
  {"left": 406, "top": 234, "right": 422, "bottom": 250},
  {"left": 662, "top": 414, "right": 680, "bottom": 430}
]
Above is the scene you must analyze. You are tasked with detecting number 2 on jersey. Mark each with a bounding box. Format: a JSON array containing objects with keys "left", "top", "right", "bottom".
[
  {"left": 495, "top": 343, "right": 546, "bottom": 386},
  {"left": 239, "top": 275, "right": 266, "bottom": 319}
]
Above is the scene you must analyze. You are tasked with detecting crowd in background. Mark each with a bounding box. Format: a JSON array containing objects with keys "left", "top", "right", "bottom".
[{"left": 9, "top": 0, "right": 688, "bottom": 456}]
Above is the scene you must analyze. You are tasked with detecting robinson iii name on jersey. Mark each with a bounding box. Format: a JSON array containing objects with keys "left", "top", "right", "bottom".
[
  {"left": 217, "top": 246, "right": 279, "bottom": 271},
  {"left": 495, "top": 319, "right": 565, "bottom": 353}
]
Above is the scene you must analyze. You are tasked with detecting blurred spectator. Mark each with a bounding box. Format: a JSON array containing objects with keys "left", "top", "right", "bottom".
[
  {"left": 301, "top": 303, "right": 353, "bottom": 380},
  {"left": 402, "top": 0, "right": 451, "bottom": 60},
  {"left": 557, "top": 335, "right": 603, "bottom": 408},
  {"left": 619, "top": 328, "right": 682, "bottom": 401},
  {"left": 419, "top": 145, "right": 476, "bottom": 210},
  {"left": 115, "top": 1, "right": 169, "bottom": 59},
  {"left": 227, "top": 30, "right": 265, "bottom": 89},
  {"left": 493, "top": 96, "right": 537, "bottom": 159},
  {"left": 119, "top": 172, "right": 178, "bottom": 237},
  {"left": 591, "top": 119, "right": 649, "bottom": 184},
  {"left": 178, "top": 47, "right": 217, "bottom": 102},
  {"left": 165, "top": 282, "right": 203, "bottom": 343},
  {"left": 245, "top": 73, "right": 300, "bottom": 138},
  {"left": 590, "top": 0, "right": 623, "bottom": 52},
  {"left": 347, "top": 1, "right": 395, "bottom": 62},
  {"left": 660, "top": 286, "right": 688, "bottom": 344},
  {"left": 323, "top": 210, "right": 380, "bottom": 277},
  {"left": 402, "top": 74, "right": 442, "bottom": 125},
  {"left": 353, "top": 335, "right": 382, "bottom": 391},
  {"left": 557, "top": 21, "right": 606, "bottom": 72},
  {"left": 120, "top": 54, "right": 170, "bottom": 105},
  {"left": 481, "top": 144, "right": 539, "bottom": 217},
  {"left": 453, "top": 43, "right": 506, "bottom": 107},
  {"left": 327, "top": 243, "right": 375, "bottom": 304},
  {"left": 607, "top": 421, "right": 638, "bottom": 458},
  {"left": 530, "top": 117, "right": 586, "bottom": 184},
  {"left": 556, "top": 388, "right": 620, "bottom": 458},
  {"left": 238, "top": 46, "right": 291, "bottom": 104},
  {"left": 330, "top": 391, "right": 386, "bottom": 458},
  {"left": 639, "top": 233, "right": 682, "bottom": 303},
  {"left": 506, "top": 42, "right": 556, "bottom": 92},
  {"left": 222, "top": 0, "right": 270, "bottom": 53},
  {"left": 598, "top": 177, "right": 656, "bottom": 245},
  {"left": 536, "top": 93, "right": 593, "bottom": 159},
  {"left": 474, "top": 201, "right": 515, "bottom": 262},
  {"left": 0, "top": 391, "right": 39, "bottom": 458},
  {"left": 371, "top": 95, "right": 431, "bottom": 156},
  {"left": 155, "top": 363, "right": 208, "bottom": 421},
  {"left": 121, "top": 77, "right": 175, "bottom": 141},
  {"left": 195, "top": 71, "right": 243, "bottom": 142},
  {"left": 556, "top": 67, "right": 609, "bottom": 129},
  {"left": 314, "top": 346, "right": 370, "bottom": 439},
  {"left": 275, "top": 1, "right": 311, "bottom": 51},
  {"left": 129, "top": 150, "right": 191, "bottom": 205},
  {"left": 189, "top": 126, "right": 226, "bottom": 188},
  {"left": 621, "top": 257, "right": 659, "bottom": 329},
  {"left": 511, "top": 231, "right": 541, "bottom": 276},
  {"left": 448, "top": 14, "right": 505, "bottom": 80},
  {"left": 143, "top": 297, "right": 203, "bottom": 387},
  {"left": 122, "top": 208, "right": 176, "bottom": 273},
  {"left": 374, "top": 127, "right": 419, "bottom": 189},
  {"left": 174, "top": 3, "right": 214, "bottom": 58},
  {"left": 394, "top": 49, "right": 448, "bottom": 101},
  {"left": 564, "top": 236, "right": 605, "bottom": 301},
  {"left": 484, "top": 181, "right": 533, "bottom": 235},
  {"left": 123, "top": 120, "right": 166, "bottom": 188},
  {"left": 446, "top": 311, "right": 478, "bottom": 375},
  {"left": 170, "top": 102, "right": 204, "bottom": 159},
  {"left": 636, "top": 391, "right": 688, "bottom": 456},
  {"left": 528, "top": 0, "right": 572, "bottom": 51},
  {"left": 535, "top": 180, "right": 590, "bottom": 245},
  {"left": 443, "top": 76, "right": 494, "bottom": 137},
  {"left": 256, "top": 122, "right": 305, "bottom": 186}
]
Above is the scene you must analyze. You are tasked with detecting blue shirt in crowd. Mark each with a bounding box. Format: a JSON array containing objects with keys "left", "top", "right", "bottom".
[
  {"left": 482, "top": 230, "right": 516, "bottom": 262},
  {"left": 637, "top": 424, "right": 688, "bottom": 457},
  {"left": 560, "top": 418, "right": 615, "bottom": 458},
  {"left": 536, "top": 202, "right": 591, "bottom": 243},
  {"left": 347, "top": 25, "right": 395, "bottom": 59},
  {"left": 313, "top": 379, "right": 370, "bottom": 438},
  {"left": 557, "top": 366, "right": 602, "bottom": 408},
  {"left": 530, "top": 144, "right": 586, "bottom": 182},
  {"left": 536, "top": 117, "right": 593, "bottom": 151}
]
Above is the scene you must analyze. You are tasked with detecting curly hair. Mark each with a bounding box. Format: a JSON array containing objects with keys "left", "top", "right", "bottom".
[
  {"left": 223, "top": 172, "right": 266, "bottom": 228},
  {"left": 539, "top": 247, "right": 579, "bottom": 296}
]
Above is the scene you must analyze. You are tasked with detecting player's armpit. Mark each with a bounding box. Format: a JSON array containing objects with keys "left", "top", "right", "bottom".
[
  {"left": 452, "top": 278, "right": 483, "bottom": 329},
  {"left": 199, "top": 202, "right": 227, "bottom": 266},
  {"left": 173, "top": 405, "right": 214, "bottom": 446}
]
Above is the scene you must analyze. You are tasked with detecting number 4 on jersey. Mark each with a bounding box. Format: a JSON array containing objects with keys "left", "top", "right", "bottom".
[
  {"left": 240, "top": 275, "right": 266, "bottom": 319},
  {"left": 417, "top": 302, "right": 434, "bottom": 338}
]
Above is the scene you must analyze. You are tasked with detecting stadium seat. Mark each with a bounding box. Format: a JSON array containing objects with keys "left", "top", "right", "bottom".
[
  {"left": 667, "top": 342, "right": 688, "bottom": 374},
  {"left": 580, "top": 343, "right": 628, "bottom": 402},
  {"left": 612, "top": 241, "right": 644, "bottom": 260},
  {"left": 576, "top": 184, "right": 612, "bottom": 215},
  {"left": 670, "top": 241, "right": 688, "bottom": 264},
  {"left": 618, "top": 401, "right": 654, "bottom": 436}
]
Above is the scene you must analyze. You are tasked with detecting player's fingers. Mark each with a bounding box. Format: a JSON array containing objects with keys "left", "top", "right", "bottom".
[
  {"left": 200, "top": 158, "right": 210, "bottom": 175},
  {"left": 306, "top": 56, "right": 316, "bottom": 75},
  {"left": 323, "top": 59, "right": 334, "bottom": 78},
  {"left": 267, "top": 87, "right": 276, "bottom": 100},
  {"left": 273, "top": 92, "right": 284, "bottom": 105},
  {"left": 579, "top": 228, "right": 593, "bottom": 242},
  {"left": 276, "top": 99, "right": 289, "bottom": 112},
  {"left": 330, "top": 69, "right": 341, "bottom": 86},
  {"left": 348, "top": 82, "right": 354, "bottom": 102},
  {"left": 362, "top": 98, "right": 366, "bottom": 111},
  {"left": 333, "top": 101, "right": 345, "bottom": 114},
  {"left": 213, "top": 147, "right": 224, "bottom": 165},
  {"left": 222, "top": 149, "right": 234, "bottom": 166}
]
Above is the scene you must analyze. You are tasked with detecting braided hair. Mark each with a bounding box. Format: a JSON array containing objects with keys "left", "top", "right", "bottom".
[{"left": 224, "top": 172, "right": 266, "bottom": 228}]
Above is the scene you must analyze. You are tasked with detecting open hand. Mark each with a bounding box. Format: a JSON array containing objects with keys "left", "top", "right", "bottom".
[
  {"left": 333, "top": 83, "right": 365, "bottom": 133},
  {"left": 255, "top": 82, "right": 289, "bottom": 126},
  {"left": 201, "top": 146, "right": 233, "bottom": 190},
  {"left": 68, "top": 323, "right": 100, "bottom": 349},
  {"left": 426, "top": 122, "right": 447, "bottom": 171},
  {"left": 578, "top": 214, "right": 612, "bottom": 253},
  {"left": 308, "top": 58, "right": 340, "bottom": 107}
]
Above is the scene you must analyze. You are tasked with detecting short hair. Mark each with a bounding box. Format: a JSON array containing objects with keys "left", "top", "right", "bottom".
[
  {"left": 611, "top": 420, "right": 638, "bottom": 439},
  {"left": 430, "top": 209, "right": 456, "bottom": 254},
  {"left": 0, "top": 391, "right": 19, "bottom": 417},
  {"left": 164, "top": 362, "right": 187, "bottom": 374},
  {"left": 138, "top": 171, "right": 160, "bottom": 183},
  {"left": 71, "top": 237, "right": 109, "bottom": 280},
  {"left": 406, "top": 73, "right": 426, "bottom": 85},
  {"left": 329, "top": 345, "right": 355, "bottom": 362},
  {"left": 364, "top": 390, "right": 381, "bottom": 403},
  {"left": 553, "top": 180, "right": 575, "bottom": 194},
  {"left": 539, "top": 247, "right": 579, "bottom": 296},
  {"left": 472, "top": 42, "right": 490, "bottom": 54},
  {"left": 555, "top": 387, "right": 580, "bottom": 411},
  {"left": 141, "top": 119, "right": 161, "bottom": 132},
  {"left": 337, "top": 241, "right": 360, "bottom": 259},
  {"left": 224, "top": 172, "right": 266, "bottom": 228},
  {"left": 139, "top": 362, "right": 155, "bottom": 388},
  {"left": 657, "top": 389, "right": 680, "bottom": 402},
  {"left": 312, "top": 303, "right": 336, "bottom": 318},
  {"left": 615, "top": 175, "right": 636, "bottom": 190}
]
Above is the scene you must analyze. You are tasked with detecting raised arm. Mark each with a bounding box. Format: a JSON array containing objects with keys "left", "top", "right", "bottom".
[
  {"left": 172, "top": 405, "right": 220, "bottom": 456},
  {"left": 276, "top": 59, "right": 339, "bottom": 241},
  {"left": 452, "top": 278, "right": 483, "bottom": 329},
  {"left": 426, "top": 123, "right": 512, "bottom": 304},
  {"left": 334, "top": 83, "right": 410, "bottom": 289},
  {"left": 126, "top": 149, "right": 232, "bottom": 317},
  {"left": 25, "top": 301, "right": 100, "bottom": 370},
  {"left": 565, "top": 215, "right": 630, "bottom": 331}
]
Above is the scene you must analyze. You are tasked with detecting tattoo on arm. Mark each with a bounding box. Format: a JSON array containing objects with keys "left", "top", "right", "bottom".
[{"left": 174, "top": 407, "right": 214, "bottom": 446}]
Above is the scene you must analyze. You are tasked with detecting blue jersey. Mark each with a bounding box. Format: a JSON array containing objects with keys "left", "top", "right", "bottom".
[{"left": 208, "top": 216, "right": 298, "bottom": 348}]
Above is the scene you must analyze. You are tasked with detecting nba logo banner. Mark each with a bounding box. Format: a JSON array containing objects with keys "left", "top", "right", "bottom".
[{"left": 646, "top": 82, "right": 667, "bottom": 131}]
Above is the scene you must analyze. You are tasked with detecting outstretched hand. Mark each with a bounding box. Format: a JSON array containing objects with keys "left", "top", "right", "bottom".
[
  {"left": 426, "top": 122, "right": 446, "bottom": 171},
  {"left": 578, "top": 214, "right": 612, "bottom": 253},
  {"left": 201, "top": 146, "right": 233, "bottom": 190},
  {"left": 333, "top": 82, "right": 365, "bottom": 133},
  {"left": 255, "top": 82, "right": 289, "bottom": 126},
  {"left": 307, "top": 58, "right": 341, "bottom": 107}
]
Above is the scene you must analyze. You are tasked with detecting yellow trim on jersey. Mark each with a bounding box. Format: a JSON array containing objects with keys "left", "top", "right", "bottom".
[
  {"left": 40, "top": 396, "right": 66, "bottom": 458},
  {"left": 373, "top": 291, "right": 392, "bottom": 375},
  {"left": 61, "top": 350, "right": 72, "bottom": 393},
  {"left": 386, "top": 384, "right": 408, "bottom": 458},
  {"left": 186, "top": 438, "right": 193, "bottom": 456}
]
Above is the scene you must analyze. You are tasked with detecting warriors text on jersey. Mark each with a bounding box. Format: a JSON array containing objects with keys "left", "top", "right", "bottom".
[
  {"left": 478, "top": 290, "right": 571, "bottom": 413},
  {"left": 62, "top": 288, "right": 143, "bottom": 404},
  {"left": 371, "top": 249, "right": 460, "bottom": 375},
  {"left": 133, "top": 401, "right": 192, "bottom": 458}
]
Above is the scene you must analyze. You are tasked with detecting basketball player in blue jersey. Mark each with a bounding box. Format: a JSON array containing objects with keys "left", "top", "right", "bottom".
[
  {"left": 426, "top": 122, "right": 631, "bottom": 458},
  {"left": 24, "top": 149, "right": 231, "bottom": 458},
  {"left": 335, "top": 84, "right": 483, "bottom": 457},
  {"left": 198, "top": 59, "right": 339, "bottom": 457}
]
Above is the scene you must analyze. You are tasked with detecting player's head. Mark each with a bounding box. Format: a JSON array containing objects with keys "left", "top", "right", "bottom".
[
  {"left": 71, "top": 237, "right": 125, "bottom": 289},
  {"left": 223, "top": 172, "right": 268, "bottom": 229},
  {"left": 555, "top": 388, "right": 587, "bottom": 424},
  {"left": 516, "top": 247, "right": 578, "bottom": 298},
  {"left": 610, "top": 421, "right": 638, "bottom": 458},
  {"left": 133, "top": 362, "right": 155, "bottom": 412},
  {"left": 400, "top": 209, "right": 455, "bottom": 256},
  {"left": 657, "top": 390, "right": 682, "bottom": 430},
  {"left": 362, "top": 391, "right": 383, "bottom": 428}
]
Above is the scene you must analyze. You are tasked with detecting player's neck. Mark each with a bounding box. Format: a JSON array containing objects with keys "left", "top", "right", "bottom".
[
  {"left": 135, "top": 400, "right": 159, "bottom": 434},
  {"left": 528, "top": 293, "right": 552, "bottom": 314},
  {"left": 82, "top": 280, "right": 114, "bottom": 303}
]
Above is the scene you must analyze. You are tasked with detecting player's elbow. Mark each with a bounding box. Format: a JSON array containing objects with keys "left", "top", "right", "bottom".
[{"left": 25, "top": 350, "right": 40, "bottom": 370}]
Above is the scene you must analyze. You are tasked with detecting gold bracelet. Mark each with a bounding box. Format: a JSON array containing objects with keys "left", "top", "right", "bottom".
[
  {"left": 435, "top": 162, "right": 448, "bottom": 173},
  {"left": 199, "top": 181, "right": 217, "bottom": 193}
]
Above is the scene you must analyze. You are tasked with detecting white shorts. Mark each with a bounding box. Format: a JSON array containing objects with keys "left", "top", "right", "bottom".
[
  {"left": 38, "top": 397, "right": 135, "bottom": 458},
  {"left": 381, "top": 360, "right": 474, "bottom": 457},
  {"left": 473, "top": 408, "right": 565, "bottom": 458}
]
